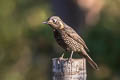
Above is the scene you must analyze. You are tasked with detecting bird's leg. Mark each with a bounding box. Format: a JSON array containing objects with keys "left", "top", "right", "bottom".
[
  {"left": 58, "top": 53, "right": 64, "bottom": 64},
  {"left": 68, "top": 51, "right": 74, "bottom": 62},
  {"left": 70, "top": 51, "right": 74, "bottom": 59},
  {"left": 59, "top": 53, "right": 64, "bottom": 59}
]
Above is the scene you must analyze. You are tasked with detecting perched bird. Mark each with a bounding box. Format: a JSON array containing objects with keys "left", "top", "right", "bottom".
[{"left": 43, "top": 16, "right": 99, "bottom": 70}]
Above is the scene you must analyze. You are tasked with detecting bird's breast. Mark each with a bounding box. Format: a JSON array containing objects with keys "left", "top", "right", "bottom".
[{"left": 53, "top": 30, "right": 69, "bottom": 51}]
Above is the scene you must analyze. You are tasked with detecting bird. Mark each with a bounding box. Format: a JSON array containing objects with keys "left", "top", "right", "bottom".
[{"left": 43, "top": 16, "right": 99, "bottom": 70}]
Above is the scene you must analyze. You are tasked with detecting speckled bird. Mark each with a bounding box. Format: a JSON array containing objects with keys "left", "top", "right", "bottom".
[{"left": 43, "top": 16, "right": 99, "bottom": 70}]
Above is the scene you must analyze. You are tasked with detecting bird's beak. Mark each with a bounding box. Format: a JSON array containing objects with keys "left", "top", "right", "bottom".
[
  {"left": 42, "top": 21, "right": 48, "bottom": 24},
  {"left": 43, "top": 20, "right": 53, "bottom": 24}
]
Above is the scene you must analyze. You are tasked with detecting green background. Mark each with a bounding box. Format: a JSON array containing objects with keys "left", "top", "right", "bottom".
[{"left": 0, "top": 0, "right": 120, "bottom": 80}]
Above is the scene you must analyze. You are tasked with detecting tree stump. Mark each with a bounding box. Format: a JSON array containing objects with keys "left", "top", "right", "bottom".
[{"left": 52, "top": 58, "right": 87, "bottom": 80}]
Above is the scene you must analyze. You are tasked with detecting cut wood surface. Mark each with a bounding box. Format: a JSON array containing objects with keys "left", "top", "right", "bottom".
[{"left": 52, "top": 58, "right": 87, "bottom": 80}]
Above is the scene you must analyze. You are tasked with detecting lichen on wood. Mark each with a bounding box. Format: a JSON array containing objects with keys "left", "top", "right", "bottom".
[{"left": 52, "top": 58, "right": 87, "bottom": 80}]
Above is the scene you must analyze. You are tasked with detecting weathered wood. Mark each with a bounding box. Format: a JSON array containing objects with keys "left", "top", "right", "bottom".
[{"left": 52, "top": 58, "right": 87, "bottom": 80}]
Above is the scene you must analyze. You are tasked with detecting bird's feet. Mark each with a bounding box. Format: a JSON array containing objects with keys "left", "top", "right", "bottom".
[
  {"left": 59, "top": 53, "right": 64, "bottom": 60},
  {"left": 58, "top": 53, "right": 64, "bottom": 64},
  {"left": 68, "top": 57, "right": 72, "bottom": 63},
  {"left": 68, "top": 51, "right": 73, "bottom": 63}
]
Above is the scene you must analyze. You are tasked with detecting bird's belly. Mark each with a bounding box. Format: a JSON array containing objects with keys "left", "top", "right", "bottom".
[{"left": 63, "top": 35, "right": 82, "bottom": 52}]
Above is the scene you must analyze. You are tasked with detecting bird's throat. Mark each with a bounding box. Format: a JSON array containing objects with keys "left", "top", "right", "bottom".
[{"left": 59, "top": 22, "right": 64, "bottom": 29}]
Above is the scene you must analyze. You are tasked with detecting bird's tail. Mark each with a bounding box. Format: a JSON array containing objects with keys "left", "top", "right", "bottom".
[{"left": 81, "top": 48, "right": 99, "bottom": 70}]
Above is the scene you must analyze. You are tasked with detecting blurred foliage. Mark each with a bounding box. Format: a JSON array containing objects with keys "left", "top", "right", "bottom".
[{"left": 0, "top": 0, "right": 120, "bottom": 80}]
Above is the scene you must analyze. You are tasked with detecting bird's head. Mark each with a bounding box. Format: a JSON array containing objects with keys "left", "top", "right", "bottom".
[{"left": 43, "top": 16, "right": 64, "bottom": 30}]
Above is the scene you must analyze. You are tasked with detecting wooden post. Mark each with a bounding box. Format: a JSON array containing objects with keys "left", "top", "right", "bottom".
[{"left": 52, "top": 58, "right": 87, "bottom": 80}]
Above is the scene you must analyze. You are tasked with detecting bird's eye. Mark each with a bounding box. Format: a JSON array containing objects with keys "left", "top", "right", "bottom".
[{"left": 52, "top": 19, "right": 57, "bottom": 23}]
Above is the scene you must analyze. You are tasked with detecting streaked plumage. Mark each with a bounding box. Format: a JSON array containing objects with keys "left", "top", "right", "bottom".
[{"left": 43, "top": 16, "right": 99, "bottom": 70}]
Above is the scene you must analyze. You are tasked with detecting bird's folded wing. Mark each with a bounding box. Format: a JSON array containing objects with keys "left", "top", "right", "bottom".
[{"left": 65, "top": 27, "right": 89, "bottom": 51}]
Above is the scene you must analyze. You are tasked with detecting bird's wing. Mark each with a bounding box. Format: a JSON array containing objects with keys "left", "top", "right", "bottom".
[{"left": 65, "top": 26, "right": 89, "bottom": 51}]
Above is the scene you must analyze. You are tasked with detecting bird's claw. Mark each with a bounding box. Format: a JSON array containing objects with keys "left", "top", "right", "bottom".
[
  {"left": 68, "top": 58, "right": 72, "bottom": 63},
  {"left": 59, "top": 53, "right": 64, "bottom": 59},
  {"left": 58, "top": 53, "right": 64, "bottom": 64}
]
